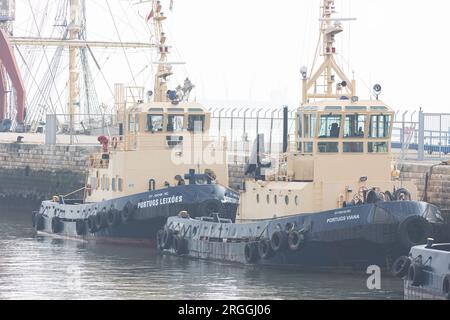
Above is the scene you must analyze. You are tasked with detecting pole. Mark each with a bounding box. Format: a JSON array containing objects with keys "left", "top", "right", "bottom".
[
  {"left": 418, "top": 111, "right": 425, "bottom": 161},
  {"left": 69, "top": 0, "right": 80, "bottom": 145}
]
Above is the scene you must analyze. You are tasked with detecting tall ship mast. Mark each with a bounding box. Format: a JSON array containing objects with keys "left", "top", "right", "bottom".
[{"left": 158, "top": 0, "right": 448, "bottom": 273}]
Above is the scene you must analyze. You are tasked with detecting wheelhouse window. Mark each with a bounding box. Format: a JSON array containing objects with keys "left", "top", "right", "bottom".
[
  {"left": 319, "top": 115, "right": 342, "bottom": 138},
  {"left": 368, "top": 142, "right": 389, "bottom": 153},
  {"left": 302, "top": 114, "right": 316, "bottom": 138},
  {"left": 147, "top": 114, "right": 164, "bottom": 133},
  {"left": 343, "top": 142, "right": 364, "bottom": 153},
  {"left": 344, "top": 114, "right": 366, "bottom": 138},
  {"left": 128, "top": 113, "right": 135, "bottom": 132},
  {"left": 188, "top": 115, "right": 205, "bottom": 132},
  {"left": 135, "top": 114, "right": 140, "bottom": 132},
  {"left": 369, "top": 115, "right": 391, "bottom": 138},
  {"left": 318, "top": 142, "right": 339, "bottom": 153},
  {"left": 167, "top": 115, "right": 184, "bottom": 132}
]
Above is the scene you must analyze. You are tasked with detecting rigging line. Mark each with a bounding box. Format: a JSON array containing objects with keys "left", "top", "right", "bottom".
[
  {"left": 105, "top": 0, "right": 138, "bottom": 88},
  {"left": 336, "top": 53, "right": 373, "bottom": 98},
  {"left": 27, "top": 0, "right": 66, "bottom": 116},
  {"left": 15, "top": 45, "right": 58, "bottom": 117}
]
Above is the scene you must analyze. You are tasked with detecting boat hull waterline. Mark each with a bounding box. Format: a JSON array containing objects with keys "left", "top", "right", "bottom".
[
  {"left": 32, "top": 184, "right": 240, "bottom": 246},
  {"left": 159, "top": 201, "right": 446, "bottom": 272}
]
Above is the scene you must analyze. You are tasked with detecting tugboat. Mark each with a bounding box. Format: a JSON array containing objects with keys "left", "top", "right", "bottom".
[
  {"left": 393, "top": 239, "right": 450, "bottom": 300},
  {"left": 31, "top": 1, "right": 240, "bottom": 246},
  {"left": 157, "top": 0, "right": 447, "bottom": 271}
]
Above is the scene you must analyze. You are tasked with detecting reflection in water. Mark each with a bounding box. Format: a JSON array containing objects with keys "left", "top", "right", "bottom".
[{"left": 0, "top": 209, "right": 403, "bottom": 300}]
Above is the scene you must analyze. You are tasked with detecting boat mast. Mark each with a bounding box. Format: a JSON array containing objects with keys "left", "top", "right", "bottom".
[
  {"left": 302, "top": 0, "right": 356, "bottom": 104},
  {"left": 69, "top": 0, "right": 80, "bottom": 144},
  {"left": 152, "top": 0, "right": 172, "bottom": 103}
]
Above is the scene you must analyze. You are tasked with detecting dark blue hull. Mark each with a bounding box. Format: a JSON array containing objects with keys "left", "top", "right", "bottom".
[
  {"left": 161, "top": 201, "right": 447, "bottom": 272},
  {"left": 32, "top": 184, "right": 240, "bottom": 246}
]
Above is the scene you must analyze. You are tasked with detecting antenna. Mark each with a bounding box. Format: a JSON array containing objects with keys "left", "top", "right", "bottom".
[{"left": 301, "top": 0, "right": 357, "bottom": 104}]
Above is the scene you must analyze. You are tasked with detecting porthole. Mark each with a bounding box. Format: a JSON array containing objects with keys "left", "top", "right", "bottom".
[
  {"left": 274, "top": 195, "right": 278, "bottom": 205},
  {"left": 256, "top": 194, "right": 260, "bottom": 203},
  {"left": 266, "top": 194, "right": 270, "bottom": 204},
  {"left": 295, "top": 196, "right": 299, "bottom": 206},
  {"left": 285, "top": 195, "right": 289, "bottom": 205}
]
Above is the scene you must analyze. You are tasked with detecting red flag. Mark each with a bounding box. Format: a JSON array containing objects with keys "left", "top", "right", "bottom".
[{"left": 146, "top": 9, "right": 154, "bottom": 22}]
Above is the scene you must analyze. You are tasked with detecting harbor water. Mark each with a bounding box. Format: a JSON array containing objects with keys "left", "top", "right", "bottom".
[{"left": 0, "top": 208, "right": 404, "bottom": 300}]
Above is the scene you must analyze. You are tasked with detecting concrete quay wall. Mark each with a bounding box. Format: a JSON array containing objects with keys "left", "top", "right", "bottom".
[{"left": 0, "top": 143, "right": 100, "bottom": 208}]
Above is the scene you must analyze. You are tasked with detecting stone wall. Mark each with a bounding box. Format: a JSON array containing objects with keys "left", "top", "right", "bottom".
[
  {"left": 0, "top": 143, "right": 100, "bottom": 208},
  {"left": 400, "top": 162, "right": 450, "bottom": 218}
]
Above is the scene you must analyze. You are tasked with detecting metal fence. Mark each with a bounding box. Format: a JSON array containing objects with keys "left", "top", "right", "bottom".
[
  {"left": 209, "top": 108, "right": 450, "bottom": 162},
  {"left": 208, "top": 107, "right": 296, "bottom": 161}
]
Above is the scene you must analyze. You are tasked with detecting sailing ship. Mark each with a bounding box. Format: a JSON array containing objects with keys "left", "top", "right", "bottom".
[
  {"left": 157, "top": 0, "right": 447, "bottom": 272},
  {"left": 31, "top": 0, "right": 240, "bottom": 245}
]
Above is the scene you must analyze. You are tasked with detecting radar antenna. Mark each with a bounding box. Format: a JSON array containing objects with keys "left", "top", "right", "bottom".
[{"left": 301, "top": 0, "right": 356, "bottom": 103}]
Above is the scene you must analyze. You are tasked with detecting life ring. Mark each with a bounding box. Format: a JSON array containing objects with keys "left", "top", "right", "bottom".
[
  {"left": 88, "top": 215, "right": 97, "bottom": 233},
  {"left": 244, "top": 242, "right": 260, "bottom": 264},
  {"left": 258, "top": 239, "right": 274, "bottom": 259},
  {"left": 161, "top": 228, "right": 173, "bottom": 249},
  {"left": 76, "top": 219, "right": 87, "bottom": 236},
  {"left": 173, "top": 235, "right": 188, "bottom": 255},
  {"left": 287, "top": 230, "right": 305, "bottom": 251},
  {"left": 270, "top": 230, "right": 288, "bottom": 252},
  {"left": 398, "top": 215, "right": 432, "bottom": 249},
  {"left": 112, "top": 137, "right": 118, "bottom": 149},
  {"left": 443, "top": 274, "right": 450, "bottom": 300},
  {"left": 408, "top": 263, "right": 425, "bottom": 287},
  {"left": 51, "top": 217, "right": 62, "bottom": 234},
  {"left": 391, "top": 256, "right": 411, "bottom": 278}
]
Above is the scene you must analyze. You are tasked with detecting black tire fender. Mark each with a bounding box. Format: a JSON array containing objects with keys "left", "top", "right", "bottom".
[
  {"left": 35, "top": 214, "right": 45, "bottom": 231},
  {"left": 51, "top": 217, "right": 62, "bottom": 234},
  {"left": 88, "top": 215, "right": 97, "bottom": 233},
  {"left": 398, "top": 215, "right": 432, "bottom": 249},
  {"left": 95, "top": 212, "right": 107, "bottom": 230},
  {"left": 121, "top": 204, "right": 136, "bottom": 224},
  {"left": 270, "top": 230, "right": 288, "bottom": 252},
  {"left": 161, "top": 228, "right": 173, "bottom": 250},
  {"left": 408, "top": 263, "right": 425, "bottom": 287},
  {"left": 443, "top": 274, "right": 450, "bottom": 300},
  {"left": 198, "top": 199, "right": 225, "bottom": 217},
  {"left": 106, "top": 209, "right": 121, "bottom": 227},
  {"left": 288, "top": 230, "right": 305, "bottom": 251},
  {"left": 244, "top": 242, "right": 260, "bottom": 264},
  {"left": 391, "top": 256, "right": 411, "bottom": 278},
  {"left": 173, "top": 235, "right": 188, "bottom": 255},
  {"left": 76, "top": 219, "right": 87, "bottom": 236},
  {"left": 394, "top": 188, "right": 412, "bottom": 201},
  {"left": 258, "top": 239, "right": 274, "bottom": 259},
  {"left": 156, "top": 229, "right": 165, "bottom": 251}
]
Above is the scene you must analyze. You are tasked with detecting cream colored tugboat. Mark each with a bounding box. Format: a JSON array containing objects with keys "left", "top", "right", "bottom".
[
  {"left": 159, "top": 0, "right": 446, "bottom": 271},
  {"left": 31, "top": 1, "right": 239, "bottom": 245}
]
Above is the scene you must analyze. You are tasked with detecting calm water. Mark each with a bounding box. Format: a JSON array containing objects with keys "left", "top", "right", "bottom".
[{"left": 0, "top": 208, "right": 404, "bottom": 300}]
